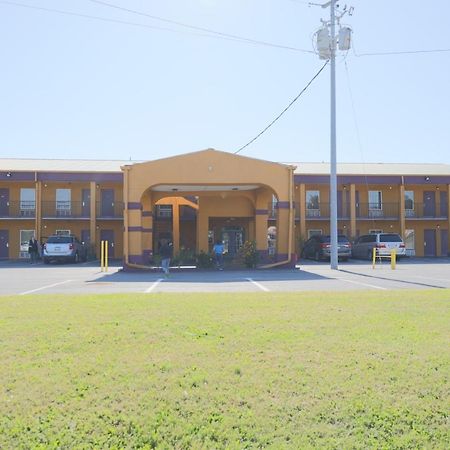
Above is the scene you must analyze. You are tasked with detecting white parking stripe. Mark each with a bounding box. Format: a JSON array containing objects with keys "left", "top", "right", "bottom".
[
  {"left": 334, "top": 277, "right": 387, "bottom": 290},
  {"left": 246, "top": 278, "right": 270, "bottom": 292},
  {"left": 19, "top": 280, "right": 73, "bottom": 295},
  {"left": 145, "top": 278, "right": 164, "bottom": 293}
]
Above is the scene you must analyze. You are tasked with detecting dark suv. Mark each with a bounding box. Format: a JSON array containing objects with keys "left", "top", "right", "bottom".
[{"left": 301, "top": 234, "right": 352, "bottom": 261}]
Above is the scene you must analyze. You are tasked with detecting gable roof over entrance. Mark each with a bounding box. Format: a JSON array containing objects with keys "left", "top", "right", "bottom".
[{"left": 123, "top": 148, "right": 295, "bottom": 200}]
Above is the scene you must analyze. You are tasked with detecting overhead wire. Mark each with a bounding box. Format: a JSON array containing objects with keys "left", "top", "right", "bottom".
[
  {"left": 235, "top": 60, "right": 329, "bottom": 154},
  {"left": 0, "top": 0, "right": 314, "bottom": 53},
  {"left": 87, "top": 0, "right": 315, "bottom": 54},
  {"left": 344, "top": 60, "right": 376, "bottom": 230},
  {"left": 354, "top": 48, "right": 450, "bottom": 56}
]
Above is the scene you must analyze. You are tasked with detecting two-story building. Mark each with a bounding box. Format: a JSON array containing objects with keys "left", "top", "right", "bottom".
[{"left": 1, "top": 150, "right": 449, "bottom": 265}]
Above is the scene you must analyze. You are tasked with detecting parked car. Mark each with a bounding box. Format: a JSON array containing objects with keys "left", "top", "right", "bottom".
[
  {"left": 301, "top": 234, "right": 352, "bottom": 261},
  {"left": 43, "top": 235, "right": 87, "bottom": 264},
  {"left": 351, "top": 233, "right": 406, "bottom": 260}
]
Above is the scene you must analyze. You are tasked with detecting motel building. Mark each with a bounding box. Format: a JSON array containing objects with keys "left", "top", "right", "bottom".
[{"left": 1, "top": 149, "right": 450, "bottom": 267}]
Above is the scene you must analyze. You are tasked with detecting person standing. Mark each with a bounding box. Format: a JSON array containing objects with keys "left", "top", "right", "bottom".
[
  {"left": 28, "top": 237, "right": 38, "bottom": 264},
  {"left": 159, "top": 240, "right": 172, "bottom": 277},
  {"left": 213, "top": 240, "right": 224, "bottom": 270}
]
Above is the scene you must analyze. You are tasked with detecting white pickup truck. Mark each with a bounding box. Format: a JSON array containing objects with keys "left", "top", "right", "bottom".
[{"left": 43, "top": 235, "right": 87, "bottom": 264}]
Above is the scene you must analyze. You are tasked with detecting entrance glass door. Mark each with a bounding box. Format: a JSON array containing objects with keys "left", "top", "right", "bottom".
[{"left": 222, "top": 227, "right": 244, "bottom": 257}]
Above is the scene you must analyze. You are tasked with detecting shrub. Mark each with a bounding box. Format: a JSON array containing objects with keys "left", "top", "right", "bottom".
[
  {"left": 196, "top": 251, "right": 214, "bottom": 268},
  {"left": 238, "top": 240, "right": 259, "bottom": 268}
]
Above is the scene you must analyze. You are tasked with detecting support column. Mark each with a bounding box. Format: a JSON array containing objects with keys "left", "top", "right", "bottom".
[
  {"left": 172, "top": 197, "right": 180, "bottom": 255},
  {"left": 141, "top": 192, "right": 153, "bottom": 262},
  {"left": 35, "top": 180, "right": 42, "bottom": 241},
  {"left": 255, "top": 211, "right": 268, "bottom": 259},
  {"left": 128, "top": 204, "right": 143, "bottom": 264},
  {"left": 90, "top": 181, "right": 97, "bottom": 256},
  {"left": 276, "top": 203, "right": 291, "bottom": 260},
  {"left": 399, "top": 184, "right": 405, "bottom": 239},
  {"left": 350, "top": 184, "right": 356, "bottom": 239},
  {"left": 299, "top": 183, "right": 306, "bottom": 241},
  {"left": 196, "top": 201, "right": 209, "bottom": 253}
]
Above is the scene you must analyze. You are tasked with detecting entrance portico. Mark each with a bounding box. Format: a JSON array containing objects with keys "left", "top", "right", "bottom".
[{"left": 122, "top": 149, "right": 296, "bottom": 268}]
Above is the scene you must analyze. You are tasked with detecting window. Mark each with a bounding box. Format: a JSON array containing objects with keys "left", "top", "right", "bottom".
[
  {"left": 20, "top": 188, "right": 35, "bottom": 216},
  {"left": 19, "top": 230, "right": 34, "bottom": 258},
  {"left": 405, "top": 191, "right": 415, "bottom": 217},
  {"left": 368, "top": 191, "right": 383, "bottom": 217},
  {"left": 308, "top": 229, "right": 322, "bottom": 238},
  {"left": 157, "top": 205, "right": 172, "bottom": 218},
  {"left": 306, "top": 191, "right": 320, "bottom": 217},
  {"left": 56, "top": 189, "right": 71, "bottom": 216},
  {"left": 368, "top": 191, "right": 382, "bottom": 210}
]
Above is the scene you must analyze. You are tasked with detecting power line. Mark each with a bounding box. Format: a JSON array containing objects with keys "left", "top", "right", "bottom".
[
  {"left": 0, "top": 0, "right": 187, "bottom": 34},
  {"left": 87, "top": 0, "right": 314, "bottom": 54},
  {"left": 0, "top": 0, "right": 314, "bottom": 54},
  {"left": 235, "top": 61, "right": 329, "bottom": 155},
  {"left": 354, "top": 48, "right": 450, "bottom": 56}
]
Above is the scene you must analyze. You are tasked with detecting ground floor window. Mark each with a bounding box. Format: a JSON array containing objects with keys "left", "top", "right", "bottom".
[{"left": 19, "top": 230, "right": 34, "bottom": 258}]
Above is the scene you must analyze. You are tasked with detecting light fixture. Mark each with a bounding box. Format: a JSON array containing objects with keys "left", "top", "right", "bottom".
[
  {"left": 172, "top": 188, "right": 178, "bottom": 192},
  {"left": 424, "top": 176, "right": 430, "bottom": 181},
  {"left": 232, "top": 187, "right": 238, "bottom": 191},
  {"left": 6, "top": 171, "right": 11, "bottom": 177}
]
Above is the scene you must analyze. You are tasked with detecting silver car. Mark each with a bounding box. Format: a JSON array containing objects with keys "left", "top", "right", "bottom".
[
  {"left": 43, "top": 235, "right": 87, "bottom": 264},
  {"left": 352, "top": 233, "right": 406, "bottom": 260}
]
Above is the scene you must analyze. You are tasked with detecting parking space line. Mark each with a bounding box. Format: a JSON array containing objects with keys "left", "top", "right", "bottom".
[
  {"left": 19, "top": 280, "right": 73, "bottom": 295},
  {"left": 246, "top": 278, "right": 270, "bottom": 292},
  {"left": 145, "top": 278, "right": 164, "bottom": 293},
  {"left": 334, "top": 277, "right": 387, "bottom": 290}
]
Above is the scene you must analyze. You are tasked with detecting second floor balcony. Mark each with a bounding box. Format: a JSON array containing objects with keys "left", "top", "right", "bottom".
[
  {"left": 42, "top": 201, "right": 90, "bottom": 219},
  {"left": 0, "top": 201, "right": 35, "bottom": 219}
]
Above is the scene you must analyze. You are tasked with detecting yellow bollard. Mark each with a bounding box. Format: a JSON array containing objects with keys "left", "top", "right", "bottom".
[
  {"left": 105, "top": 240, "right": 108, "bottom": 272},
  {"left": 372, "top": 247, "right": 376, "bottom": 269},
  {"left": 100, "top": 240, "right": 105, "bottom": 272},
  {"left": 391, "top": 249, "right": 396, "bottom": 270}
]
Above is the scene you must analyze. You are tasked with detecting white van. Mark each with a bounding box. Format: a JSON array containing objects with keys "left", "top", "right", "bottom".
[{"left": 352, "top": 233, "right": 406, "bottom": 260}]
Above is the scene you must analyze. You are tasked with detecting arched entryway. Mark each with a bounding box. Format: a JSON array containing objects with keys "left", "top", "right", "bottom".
[{"left": 122, "top": 149, "right": 296, "bottom": 268}]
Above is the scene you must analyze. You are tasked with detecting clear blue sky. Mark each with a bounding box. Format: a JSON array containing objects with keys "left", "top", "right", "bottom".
[{"left": 1, "top": 0, "right": 449, "bottom": 164}]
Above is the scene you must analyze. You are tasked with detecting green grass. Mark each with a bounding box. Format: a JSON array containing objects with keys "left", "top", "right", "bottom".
[{"left": 0, "top": 291, "right": 449, "bottom": 449}]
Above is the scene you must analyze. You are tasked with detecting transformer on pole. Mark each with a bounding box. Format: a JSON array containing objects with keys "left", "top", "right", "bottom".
[{"left": 312, "top": 1, "right": 353, "bottom": 270}]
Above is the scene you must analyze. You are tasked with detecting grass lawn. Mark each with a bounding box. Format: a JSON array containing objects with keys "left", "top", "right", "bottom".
[{"left": 0, "top": 291, "right": 449, "bottom": 449}]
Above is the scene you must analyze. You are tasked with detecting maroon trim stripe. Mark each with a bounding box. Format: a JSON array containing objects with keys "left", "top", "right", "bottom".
[
  {"left": 128, "top": 226, "right": 142, "bottom": 232},
  {"left": 127, "top": 202, "right": 142, "bottom": 210}
]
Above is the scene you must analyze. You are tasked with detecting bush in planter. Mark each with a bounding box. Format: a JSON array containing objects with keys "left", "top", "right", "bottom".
[
  {"left": 238, "top": 240, "right": 259, "bottom": 268},
  {"left": 196, "top": 251, "right": 213, "bottom": 268},
  {"left": 176, "top": 247, "right": 196, "bottom": 265}
]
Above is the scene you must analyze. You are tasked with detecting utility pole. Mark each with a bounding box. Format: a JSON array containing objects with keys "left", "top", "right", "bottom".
[
  {"left": 313, "top": 1, "right": 353, "bottom": 270},
  {"left": 329, "top": 0, "right": 338, "bottom": 269}
]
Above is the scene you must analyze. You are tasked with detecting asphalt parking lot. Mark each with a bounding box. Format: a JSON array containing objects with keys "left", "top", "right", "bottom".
[{"left": 0, "top": 258, "right": 449, "bottom": 295}]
